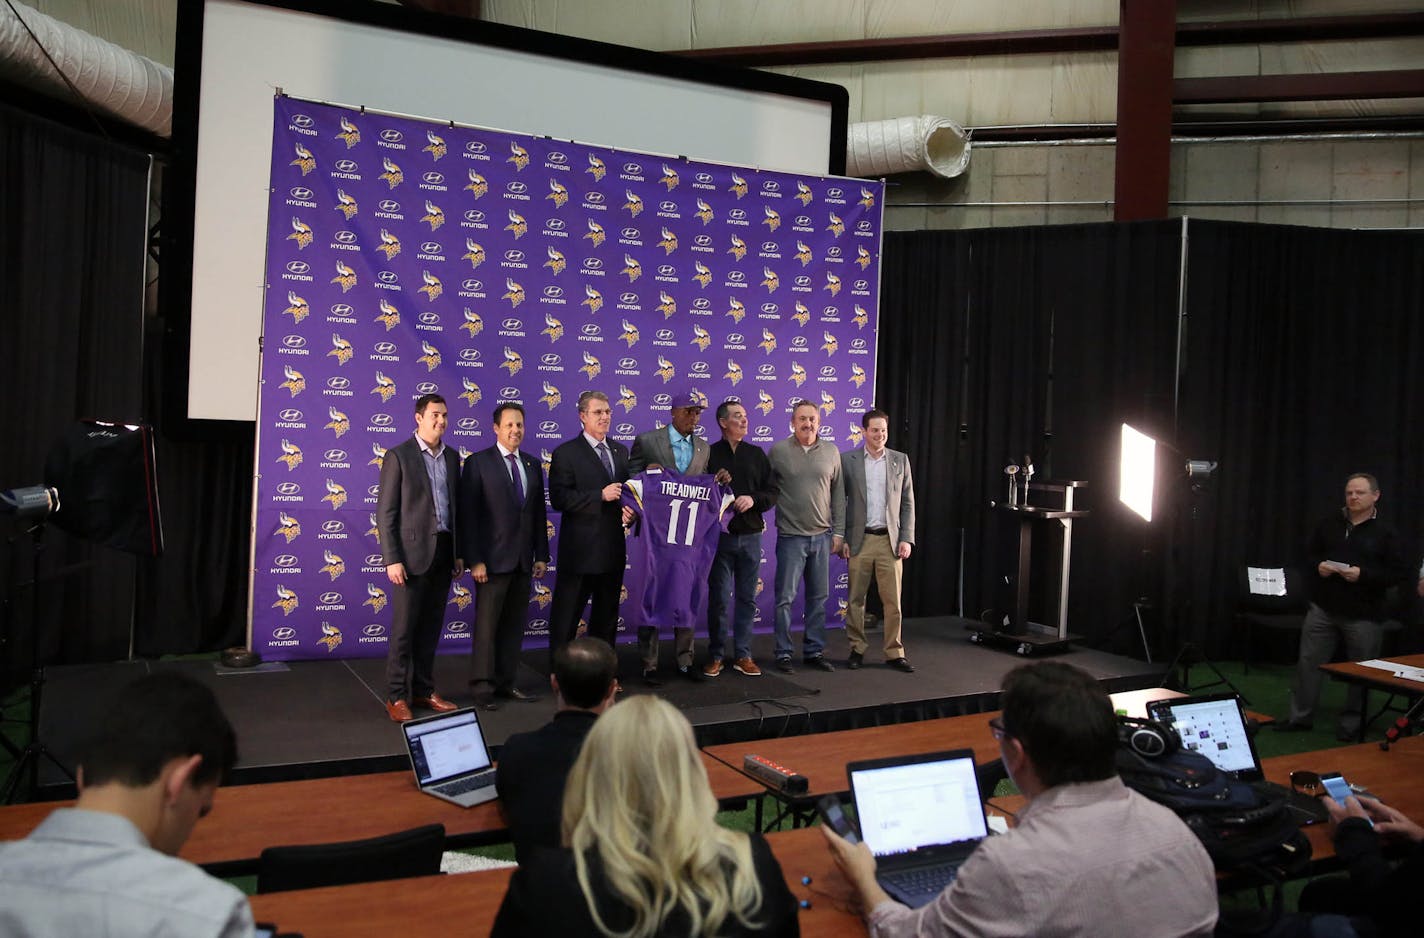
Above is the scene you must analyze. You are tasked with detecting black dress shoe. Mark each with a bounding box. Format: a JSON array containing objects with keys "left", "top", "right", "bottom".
[
  {"left": 774, "top": 657, "right": 795, "bottom": 674},
  {"left": 847, "top": 651, "right": 863, "bottom": 670},
  {"left": 473, "top": 693, "right": 499, "bottom": 711},
  {"left": 642, "top": 669, "right": 665, "bottom": 687},
  {"left": 495, "top": 687, "right": 541, "bottom": 703},
  {"left": 887, "top": 657, "right": 916, "bottom": 673},
  {"left": 805, "top": 655, "right": 836, "bottom": 672},
  {"left": 679, "top": 666, "right": 704, "bottom": 683}
]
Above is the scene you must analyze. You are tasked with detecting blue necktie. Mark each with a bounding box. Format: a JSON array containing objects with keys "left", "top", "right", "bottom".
[
  {"left": 507, "top": 453, "right": 525, "bottom": 506},
  {"left": 597, "top": 442, "right": 614, "bottom": 479}
]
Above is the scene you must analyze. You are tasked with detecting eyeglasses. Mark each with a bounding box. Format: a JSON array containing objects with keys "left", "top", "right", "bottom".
[{"left": 988, "top": 717, "right": 1010, "bottom": 740}]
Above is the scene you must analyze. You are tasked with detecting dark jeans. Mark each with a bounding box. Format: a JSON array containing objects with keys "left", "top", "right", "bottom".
[{"left": 707, "top": 532, "right": 761, "bottom": 662}]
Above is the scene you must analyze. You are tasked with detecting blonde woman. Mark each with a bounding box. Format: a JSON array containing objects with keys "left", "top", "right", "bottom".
[{"left": 491, "top": 695, "right": 799, "bottom": 937}]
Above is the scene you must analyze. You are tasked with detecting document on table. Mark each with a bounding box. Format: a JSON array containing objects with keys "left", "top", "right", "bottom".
[{"left": 1357, "top": 660, "right": 1424, "bottom": 683}]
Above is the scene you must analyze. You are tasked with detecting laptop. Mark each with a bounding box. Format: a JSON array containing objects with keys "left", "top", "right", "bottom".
[
  {"left": 1145, "top": 692, "right": 1328, "bottom": 825},
  {"left": 401, "top": 707, "right": 499, "bottom": 808},
  {"left": 846, "top": 749, "right": 990, "bottom": 908}
]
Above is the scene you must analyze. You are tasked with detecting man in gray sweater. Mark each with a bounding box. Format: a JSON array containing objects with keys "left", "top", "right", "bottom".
[{"left": 767, "top": 400, "right": 845, "bottom": 673}]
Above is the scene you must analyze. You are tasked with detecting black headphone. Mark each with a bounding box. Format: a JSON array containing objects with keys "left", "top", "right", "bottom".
[{"left": 1116, "top": 715, "right": 1180, "bottom": 758}]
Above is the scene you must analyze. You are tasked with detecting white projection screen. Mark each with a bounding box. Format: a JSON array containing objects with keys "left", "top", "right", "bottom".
[{"left": 167, "top": 0, "right": 846, "bottom": 424}]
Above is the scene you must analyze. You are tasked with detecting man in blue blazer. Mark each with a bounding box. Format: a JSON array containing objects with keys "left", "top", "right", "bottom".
[
  {"left": 838, "top": 409, "right": 916, "bottom": 673},
  {"left": 377, "top": 393, "right": 464, "bottom": 721},
  {"left": 458, "top": 401, "right": 550, "bottom": 710},
  {"left": 547, "top": 390, "right": 634, "bottom": 666}
]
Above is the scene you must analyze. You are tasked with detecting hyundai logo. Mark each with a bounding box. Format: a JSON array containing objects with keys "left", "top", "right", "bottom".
[
  {"left": 692, "top": 298, "right": 711, "bottom": 310},
  {"left": 791, "top": 337, "right": 808, "bottom": 348},
  {"left": 371, "top": 414, "right": 394, "bottom": 426},
  {"left": 695, "top": 173, "right": 713, "bottom": 183},
  {"left": 417, "top": 312, "right": 440, "bottom": 325},
  {"left": 657, "top": 265, "right": 675, "bottom": 276},
  {"left": 421, "top": 241, "right": 442, "bottom": 254},
  {"left": 465, "top": 140, "right": 486, "bottom": 153},
  {"left": 499, "top": 386, "right": 520, "bottom": 399},
  {"left": 585, "top": 192, "right": 605, "bottom": 204},
  {"left": 694, "top": 235, "right": 712, "bottom": 246},
  {"left": 729, "top": 209, "right": 747, "bottom": 220},
  {"left": 796, "top": 216, "right": 811, "bottom": 226},
  {"left": 728, "top": 333, "right": 744, "bottom": 344},
  {"left": 377, "top": 271, "right": 398, "bottom": 283},
  {"left": 327, "top": 377, "right": 350, "bottom": 390},
  {"left": 655, "top": 329, "right": 674, "bottom": 341},
  {"left": 539, "top": 421, "right": 559, "bottom": 433},
  {"left": 505, "top": 250, "right": 525, "bottom": 263},
  {"left": 276, "top": 483, "right": 301, "bottom": 496},
  {"left": 820, "top": 366, "right": 837, "bottom": 377},
  {"left": 787, "top": 395, "right": 803, "bottom": 406},
  {"left": 319, "top": 591, "right": 342, "bottom": 605},
  {"left": 380, "top": 129, "right": 404, "bottom": 143},
  {"left": 331, "top": 303, "right": 354, "bottom": 316},
  {"left": 728, "top": 271, "right": 746, "bottom": 283},
  {"left": 827, "top": 187, "right": 844, "bottom": 199},
  {"left": 446, "top": 622, "right": 470, "bottom": 633},
  {"left": 366, "top": 553, "right": 384, "bottom": 566},
  {"left": 462, "top": 279, "right": 483, "bottom": 292},
  {"left": 758, "top": 364, "right": 776, "bottom": 375},
  {"left": 292, "top": 114, "right": 314, "bottom": 128},
  {"left": 763, "top": 181, "right": 781, "bottom": 192},
  {"left": 819, "top": 426, "right": 834, "bottom": 437},
  {"left": 543, "top": 286, "right": 563, "bottom": 298},
  {"left": 423, "top": 172, "right": 444, "bottom": 184},
  {"left": 464, "top": 209, "right": 485, "bottom": 222},
  {"left": 274, "top": 554, "right": 298, "bottom": 567},
  {"left": 373, "top": 342, "right": 397, "bottom": 354},
  {"left": 501, "top": 318, "right": 523, "bottom": 330},
  {"left": 762, "top": 241, "right": 779, "bottom": 252},
  {"left": 363, "top": 624, "right": 386, "bottom": 637},
  {"left": 321, "top": 519, "right": 346, "bottom": 532},
  {"left": 618, "top": 359, "right": 637, "bottom": 369},
  {"left": 756, "top": 425, "right": 771, "bottom": 435},
  {"left": 279, "top": 409, "right": 302, "bottom": 422},
  {"left": 621, "top": 228, "right": 640, "bottom": 240},
  {"left": 622, "top": 162, "right": 642, "bottom": 174},
  {"left": 857, "top": 220, "right": 873, "bottom": 231},
  {"left": 616, "top": 423, "right": 634, "bottom": 435},
  {"left": 507, "top": 182, "right": 527, "bottom": 194},
  {"left": 762, "top": 303, "right": 778, "bottom": 314},
  {"left": 459, "top": 348, "right": 480, "bottom": 361},
  {"left": 283, "top": 335, "right": 307, "bottom": 349},
  {"left": 849, "top": 397, "right": 866, "bottom": 409},
  {"left": 795, "top": 276, "right": 812, "bottom": 287},
  {"left": 379, "top": 200, "right": 401, "bottom": 212},
  {"left": 619, "top": 292, "right": 638, "bottom": 304},
  {"left": 272, "top": 627, "right": 297, "bottom": 640},
  {"left": 660, "top": 201, "right": 677, "bottom": 212},
  {"left": 581, "top": 324, "right": 600, "bottom": 335},
  {"left": 286, "top": 261, "right": 309, "bottom": 274},
  {"left": 854, "top": 280, "right": 869, "bottom": 291},
  {"left": 546, "top": 219, "right": 566, "bottom": 231},
  {"left": 367, "top": 483, "right": 382, "bottom": 496},
  {"left": 334, "top": 159, "right": 358, "bottom": 172},
  {"left": 653, "top": 393, "right": 672, "bottom": 406},
  {"left": 548, "top": 151, "right": 568, "bottom": 164},
  {"left": 457, "top": 417, "right": 479, "bottom": 430},
  {"left": 540, "top": 353, "right": 561, "bottom": 366},
  {"left": 827, "top": 247, "right": 843, "bottom": 258},
  {"left": 823, "top": 306, "right": 839, "bottom": 315},
  {"left": 334, "top": 231, "right": 357, "bottom": 244},
  {"left": 691, "top": 361, "right": 710, "bottom": 373},
  {"left": 290, "top": 186, "right": 314, "bottom": 200},
  {"left": 851, "top": 339, "right": 868, "bottom": 350},
  {"left": 416, "top": 382, "right": 438, "bottom": 395},
  {"left": 584, "top": 259, "right": 604, "bottom": 270}
]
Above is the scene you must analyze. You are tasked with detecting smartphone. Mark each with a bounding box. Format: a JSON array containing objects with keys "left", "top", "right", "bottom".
[
  {"left": 1320, "top": 772, "right": 1374, "bottom": 826},
  {"left": 816, "top": 794, "right": 859, "bottom": 844}
]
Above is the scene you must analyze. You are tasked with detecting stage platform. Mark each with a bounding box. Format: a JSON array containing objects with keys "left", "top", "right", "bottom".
[{"left": 27, "top": 616, "right": 1162, "bottom": 799}]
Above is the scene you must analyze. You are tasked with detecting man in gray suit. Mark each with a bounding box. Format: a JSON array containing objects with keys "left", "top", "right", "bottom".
[
  {"left": 627, "top": 390, "right": 715, "bottom": 683},
  {"left": 838, "top": 409, "right": 916, "bottom": 672},
  {"left": 377, "top": 393, "right": 464, "bottom": 721}
]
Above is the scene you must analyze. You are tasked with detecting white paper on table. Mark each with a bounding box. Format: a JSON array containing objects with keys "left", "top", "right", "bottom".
[
  {"left": 1357, "top": 659, "right": 1424, "bottom": 682},
  {"left": 1246, "top": 567, "right": 1287, "bottom": 597}
]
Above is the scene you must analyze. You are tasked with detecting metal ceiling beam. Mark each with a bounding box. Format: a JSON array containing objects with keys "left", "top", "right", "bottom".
[{"left": 1175, "top": 70, "right": 1424, "bottom": 105}]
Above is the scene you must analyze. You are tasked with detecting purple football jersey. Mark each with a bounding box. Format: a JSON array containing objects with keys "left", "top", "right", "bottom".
[{"left": 622, "top": 471, "right": 733, "bottom": 629}]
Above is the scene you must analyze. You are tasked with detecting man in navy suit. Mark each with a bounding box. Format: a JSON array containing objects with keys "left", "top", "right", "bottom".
[
  {"left": 547, "top": 390, "right": 634, "bottom": 665},
  {"left": 377, "top": 393, "right": 463, "bottom": 722},
  {"left": 458, "top": 401, "right": 550, "bottom": 710}
]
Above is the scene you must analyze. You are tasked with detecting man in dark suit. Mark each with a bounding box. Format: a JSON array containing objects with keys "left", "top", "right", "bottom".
[
  {"left": 376, "top": 393, "right": 463, "bottom": 722},
  {"left": 495, "top": 637, "right": 618, "bottom": 864},
  {"left": 547, "top": 390, "right": 634, "bottom": 665},
  {"left": 627, "top": 390, "right": 716, "bottom": 684},
  {"left": 458, "top": 401, "right": 550, "bottom": 710}
]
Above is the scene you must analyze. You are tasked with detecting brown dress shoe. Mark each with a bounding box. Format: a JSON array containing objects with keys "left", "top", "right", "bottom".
[
  {"left": 414, "top": 692, "right": 458, "bottom": 712},
  {"left": 386, "top": 699, "right": 414, "bottom": 722}
]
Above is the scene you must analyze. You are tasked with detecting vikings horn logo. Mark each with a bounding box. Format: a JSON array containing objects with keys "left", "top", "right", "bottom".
[
  {"left": 583, "top": 285, "right": 603, "bottom": 313},
  {"left": 325, "top": 406, "right": 350, "bottom": 438},
  {"left": 761, "top": 267, "right": 780, "bottom": 292},
  {"left": 657, "top": 291, "right": 677, "bottom": 319},
  {"left": 852, "top": 304, "right": 869, "bottom": 329},
  {"left": 277, "top": 439, "right": 303, "bottom": 470},
  {"left": 379, "top": 157, "right": 404, "bottom": 189},
  {"left": 508, "top": 141, "right": 530, "bottom": 171},
  {"left": 547, "top": 179, "right": 569, "bottom": 209},
  {"left": 724, "top": 360, "right": 744, "bottom": 385},
  {"left": 291, "top": 143, "right": 316, "bottom": 176},
  {"left": 320, "top": 549, "right": 345, "bottom": 580},
  {"left": 758, "top": 329, "right": 777, "bottom": 355},
  {"left": 659, "top": 164, "right": 680, "bottom": 190},
  {"left": 756, "top": 577, "right": 765, "bottom": 597},
  {"left": 288, "top": 217, "right": 313, "bottom": 249},
  {"left": 621, "top": 255, "right": 641, "bottom": 282},
  {"left": 465, "top": 169, "right": 488, "bottom": 199},
  {"left": 586, "top": 153, "right": 606, "bottom": 181},
  {"left": 542, "top": 313, "right": 564, "bottom": 342},
  {"left": 539, "top": 381, "right": 562, "bottom": 409},
  {"left": 821, "top": 331, "right": 839, "bottom": 356},
  {"left": 726, "top": 298, "right": 746, "bottom": 323},
  {"left": 695, "top": 199, "right": 714, "bottom": 225},
  {"left": 796, "top": 180, "right": 814, "bottom": 206},
  {"left": 532, "top": 580, "right": 552, "bottom": 608},
  {"left": 331, "top": 261, "right": 358, "bottom": 293},
  {"left": 657, "top": 227, "right": 677, "bottom": 254},
  {"left": 792, "top": 301, "right": 811, "bottom": 327},
  {"left": 420, "top": 200, "right": 445, "bottom": 231},
  {"left": 458, "top": 446, "right": 473, "bottom": 466},
  {"left": 827, "top": 212, "right": 845, "bottom": 237},
  {"left": 449, "top": 583, "right": 473, "bottom": 611},
  {"left": 506, "top": 210, "right": 527, "bottom": 239},
  {"left": 419, "top": 270, "right": 443, "bottom": 301},
  {"left": 371, "top": 371, "right": 397, "bottom": 402},
  {"left": 544, "top": 247, "right": 566, "bottom": 275},
  {"left": 622, "top": 190, "right": 643, "bottom": 217},
  {"left": 690, "top": 324, "right": 712, "bottom": 351},
  {"left": 364, "top": 582, "right": 387, "bottom": 614},
  {"left": 366, "top": 512, "right": 380, "bottom": 538},
  {"left": 795, "top": 241, "right": 814, "bottom": 266},
  {"left": 459, "top": 376, "right": 482, "bottom": 407},
  {"left": 369, "top": 441, "right": 388, "bottom": 466},
  {"left": 825, "top": 272, "right": 842, "bottom": 297},
  {"left": 376, "top": 297, "right": 401, "bottom": 331},
  {"left": 585, "top": 219, "right": 606, "bottom": 247},
  {"left": 848, "top": 424, "right": 864, "bottom": 447},
  {"left": 859, "top": 187, "right": 876, "bottom": 209},
  {"left": 540, "top": 449, "right": 554, "bottom": 475},
  {"left": 836, "top": 598, "right": 849, "bottom": 620},
  {"left": 618, "top": 385, "right": 637, "bottom": 411},
  {"left": 273, "top": 584, "right": 299, "bottom": 615},
  {"left": 336, "top": 116, "right": 361, "bottom": 148},
  {"left": 328, "top": 333, "right": 354, "bottom": 366},
  {"left": 283, "top": 290, "right": 309, "bottom": 324},
  {"left": 462, "top": 239, "right": 485, "bottom": 269},
  {"left": 376, "top": 228, "right": 401, "bottom": 260},
  {"left": 424, "top": 130, "right": 447, "bottom": 161},
  {"left": 461, "top": 307, "right": 483, "bottom": 336},
  {"left": 334, "top": 189, "right": 359, "bottom": 220},
  {"left": 756, "top": 390, "right": 775, "bottom": 415},
  {"left": 763, "top": 206, "right": 781, "bottom": 232},
  {"left": 580, "top": 350, "right": 601, "bottom": 379},
  {"left": 727, "top": 236, "right": 747, "bottom": 262},
  {"left": 729, "top": 173, "right": 748, "bottom": 199},
  {"left": 789, "top": 362, "right": 808, "bottom": 387},
  {"left": 619, "top": 320, "right": 640, "bottom": 347},
  {"left": 655, "top": 355, "right": 676, "bottom": 383},
  {"left": 501, "top": 346, "right": 524, "bottom": 375},
  {"left": 503, "top": 278, "right": 525, "bottom": 307},
  {"left": 279, "top": 364, "right": 306, "bottom": 397},
  {"left": 275, "top": 511, "right": 301, "bottom": 543},
  {"left": 417, "top": 340, "right": 442, "bottom": 371},
  {"left": 850, "top": 363, "right": 867, "bottom": 387},
  {"left": 856, "top": 245, "right": 873, "bottom": 270},
  {"left": 693, "top": 261, "right": 713, "bottom": 289},
  {"left": 318, "top": 622, "right": 343, "bottom": 652}
]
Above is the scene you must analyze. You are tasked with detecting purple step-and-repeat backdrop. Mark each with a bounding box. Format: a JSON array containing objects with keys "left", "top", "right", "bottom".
[{"left": 251, "top": 96, "right": 884, "bottom": 661}]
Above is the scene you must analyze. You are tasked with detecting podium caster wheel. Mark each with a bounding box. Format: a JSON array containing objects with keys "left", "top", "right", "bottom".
[
  {"left": 1016, "top": 643, "right": 1032, "bottom": 656},
  {"left": 969, "top": 632, "right": 983, "bottom": 645}
]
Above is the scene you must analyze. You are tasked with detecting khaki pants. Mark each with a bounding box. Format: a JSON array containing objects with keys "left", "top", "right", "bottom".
[{"left": 845, "top": 533, "right": 904, "bottom": 659}]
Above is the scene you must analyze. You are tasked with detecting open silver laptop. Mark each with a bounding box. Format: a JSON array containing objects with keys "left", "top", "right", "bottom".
[
  {"left": 401, "top": 707, "right": 498, "bottom": 808},
  {"left": 847, "top": 748, "right": 990, "bottom": 908}
]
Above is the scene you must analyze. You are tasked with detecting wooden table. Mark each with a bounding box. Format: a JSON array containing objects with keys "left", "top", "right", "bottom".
[
  {"left": 1320, "top": 654, "right": 1424, "bottom": 741},
  {"left": 249, "top": 826, "right": 866, "bottom": 938},
  {"left": 0, "top": 753, "right": 761, "bottom": 875}
]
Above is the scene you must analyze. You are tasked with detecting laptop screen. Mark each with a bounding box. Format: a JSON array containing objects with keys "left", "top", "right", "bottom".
[
  {"left": 403, "top": 709, "right": 493, "bottom": 786},
  {"left": 1147, "top": 694, "right": 1260, "bottom": 779},
  {"left": 849, "top": 752, "right": 988, "bottom": 859}
]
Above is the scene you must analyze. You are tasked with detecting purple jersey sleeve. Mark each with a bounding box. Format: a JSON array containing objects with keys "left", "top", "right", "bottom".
[{"left": 622, "top": 471, "right": 733, "bottom": 629}]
